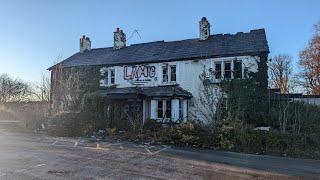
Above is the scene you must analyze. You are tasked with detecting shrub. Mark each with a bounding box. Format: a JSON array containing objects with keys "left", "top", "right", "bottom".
[{"left": 48, "top": 111, "right": 101, "bottom": 137}]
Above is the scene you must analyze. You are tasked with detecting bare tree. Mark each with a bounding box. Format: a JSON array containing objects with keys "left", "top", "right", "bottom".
[
  {"left": 0, "top": 74, "right": 30, "bottom": 103},
  {"left": 190, "top": 69, "right": 225, "bottom": 137},
  {"left": 299, "top": 21, "right": 320, "bottom": 94},
  {"left": 31, "top": 73, "right": 51, "bottom": 102},
  {"left": 269, "top": 54, "right": 293, "bottom": 93}
]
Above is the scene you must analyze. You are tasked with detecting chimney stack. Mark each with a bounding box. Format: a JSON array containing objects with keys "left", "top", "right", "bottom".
[
  {"left": 199, "top": 17, "right": 210, "bottom": 40},
  {"left": 113, "top": 28, "right": 126, "bottom": 50},
  {"left": 80, "top": 35, "right": 91, "bottom": 52}
]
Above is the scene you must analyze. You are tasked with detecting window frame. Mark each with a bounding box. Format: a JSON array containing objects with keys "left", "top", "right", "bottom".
[
  {"left": 234, "top": 60, "right": 243, "bottom": 79},
  {"left": 165, "top": 100, "right": 171, "bottom": 118},
  {"left": 215, "top": 62, "right": 222, "bottom": 80},
  {"left": 110, "top": 69, "right": 115, "bottom": 84},
  {"left": 162, "top": 66, "right": 168, "bottom": 83},
  {"left": 170, "top": 65, "right": 176, "bottom": 82},
  {"left": 224, "top": 61, "right": 232, "bottom": 79},
  {"left": 157, "top": 100, "right": 164, "bottom": 119}
]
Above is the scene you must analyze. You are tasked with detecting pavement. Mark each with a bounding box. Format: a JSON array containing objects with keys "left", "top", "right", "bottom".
[{"left": 0, "top": 122, "right": 319, "bottom": 179}]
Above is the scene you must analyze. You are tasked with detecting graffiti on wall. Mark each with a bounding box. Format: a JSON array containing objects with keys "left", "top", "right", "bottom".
[{"left": 124, "top": 65, "right": 156, "bottom": 80}]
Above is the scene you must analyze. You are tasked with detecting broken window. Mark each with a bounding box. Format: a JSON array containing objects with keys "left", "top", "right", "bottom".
[
  {"left": 215, "top": 63, "right": 221, "bottom": 79},
  {"left": 157, "top": 100, "right": 164, "bottom": 118},
  {"left": 162, "top": 66, "right": 168, "bottom": 82},
  {"left": 170, "top": 65, "right": 176, "bottom": 82},
  {"left": 224, "top": 62, "right": 231, "bottom": 79},
  {"left": 234, "top": 60, "right": 242, "bottom": 79},
  {"left": 110, "top": 69, "right": 115, "bottom": 84},
  {"left": 165, "top": 100, "right": 171, "bottom": 118}
]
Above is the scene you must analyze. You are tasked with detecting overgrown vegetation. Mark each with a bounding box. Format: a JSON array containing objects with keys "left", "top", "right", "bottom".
[
  {"left": 46, "top": 21, "right": 320, "bottom": 159},
  {"left": 47, "top": 53, "right": 320, "bottom": 159}
]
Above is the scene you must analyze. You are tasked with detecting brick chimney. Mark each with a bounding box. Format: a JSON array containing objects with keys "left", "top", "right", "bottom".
[
  {"left": 199, "top": 17, "right": 210, "bottom": 40},
  {"left": 113, "top": 28, "right": 126, "bottom": 50},
  {"left": 80, "top": 35, "right": 91, "bottom": 52}
]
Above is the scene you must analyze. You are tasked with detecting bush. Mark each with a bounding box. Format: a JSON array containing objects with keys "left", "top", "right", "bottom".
[{"left": 48, "top": 111, "right": 103, "bottom": 137}]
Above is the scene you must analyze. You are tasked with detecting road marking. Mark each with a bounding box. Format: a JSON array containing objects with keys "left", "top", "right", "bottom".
[
  {"left": 145, "top": 148, "right": 153, "bottom": 155},
  {"left": 152, "top": 146, "right": 169, "bottom": 155},
  {"left": 74, "top": 141, "right": 78, "bottom": 147},
  {"left": 51, "top": 140, "right": 58, "bottom": 146}
]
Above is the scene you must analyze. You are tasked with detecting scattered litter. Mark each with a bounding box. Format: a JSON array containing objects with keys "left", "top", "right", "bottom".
[{"left": 34, "top": 164, "right": 46, "bottom": 168}]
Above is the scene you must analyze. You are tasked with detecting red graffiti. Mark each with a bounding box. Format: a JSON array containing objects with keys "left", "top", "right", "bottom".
[{"left": 124, "top": 65, "right": 156, "bottom": 80}]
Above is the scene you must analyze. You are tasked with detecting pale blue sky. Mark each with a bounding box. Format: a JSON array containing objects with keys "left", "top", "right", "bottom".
[{"left": 0, "top": 0, "right": 319, "bottom": 82}]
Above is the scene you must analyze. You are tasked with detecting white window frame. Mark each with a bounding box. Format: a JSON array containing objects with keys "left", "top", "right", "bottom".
[
  {"left": 213, "top": 59, "right": 244, "bottom": 81},
  {"left": 162, "top": 64, "right": 177, "bottom": 84},
  {"left": 104, "top": 68, "right": 116, "bottom": 85}
]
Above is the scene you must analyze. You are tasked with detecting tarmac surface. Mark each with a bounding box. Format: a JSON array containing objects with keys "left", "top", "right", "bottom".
[{"left": 0, "top": 122, "right": 319, "bottom": 179}]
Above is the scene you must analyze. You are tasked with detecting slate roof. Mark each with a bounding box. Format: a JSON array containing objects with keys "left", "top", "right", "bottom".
[
  {"left": 100, "top": 85, "right": 192, "bottom": 99},
  {"left": 48, "top": 29, "right": 269, "bottom": 70}
]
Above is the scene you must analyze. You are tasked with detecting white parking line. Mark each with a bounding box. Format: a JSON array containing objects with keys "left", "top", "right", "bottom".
[{"left": 51, "top": 140, "right": 58, "bottom": 146}]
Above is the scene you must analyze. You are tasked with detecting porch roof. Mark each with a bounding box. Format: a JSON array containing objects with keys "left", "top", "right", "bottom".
[{"left": 100, "top": 85, "right": 192, "bottom": 99}]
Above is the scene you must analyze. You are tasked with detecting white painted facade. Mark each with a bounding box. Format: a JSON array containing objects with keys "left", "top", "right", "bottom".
[{"left": 99, "top": 55, "right": 259, "bottom": 123}]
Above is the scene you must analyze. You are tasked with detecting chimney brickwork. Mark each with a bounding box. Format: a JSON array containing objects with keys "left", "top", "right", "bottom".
[
  {"left": 80, "top": 35, "right": 91, "bottom": 52},
  {"left": 113, "top": 28, "right": 126, "bottom": 50},
  {"left": 199, "top": 17, "right": 210, "bottom": 40}
]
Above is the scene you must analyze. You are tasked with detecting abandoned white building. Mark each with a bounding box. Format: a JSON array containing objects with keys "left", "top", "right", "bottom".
[{"left": 49, "top": 17, "right": 269, "bottom": 123}]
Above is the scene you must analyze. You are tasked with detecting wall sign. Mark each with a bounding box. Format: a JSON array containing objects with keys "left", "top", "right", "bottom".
[{"left": 124, "top": 65, "right": 156, "bottom": 80}]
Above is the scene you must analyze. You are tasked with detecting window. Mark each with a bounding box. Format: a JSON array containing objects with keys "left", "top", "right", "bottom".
[
  {"left": 224, "top": 62, "right": 231, "bottom": 79},
  {"left": 215, "top": 63, "right": 221, "bottom": 79},
  {"left": 170, "top": 65, "right": 176, "bottom": 82},
  {"left": 234, "top": 60, "right": 242, "bottom": 79},
  {"left": 179, "top": 100, "right": 183, "bottom": 119},
  {"left": 105, "top": 71, "right": 109, "bottom": 85},
  {"left": 110, "top": 69, "right": 115, "bottom": 84},
  {"left": 157, "top": 100, "right": 164, "bottom": 118},
  {"left": 162, "top": 66, "right": 168, "bottom": 82},
  {"left": 165, "top": 100, "right": 171, "bottom": 118}
]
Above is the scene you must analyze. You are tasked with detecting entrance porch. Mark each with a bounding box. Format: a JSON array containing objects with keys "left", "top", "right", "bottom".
[{"left": 100, "top": 85, "right": 192, "bottom": 124}]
